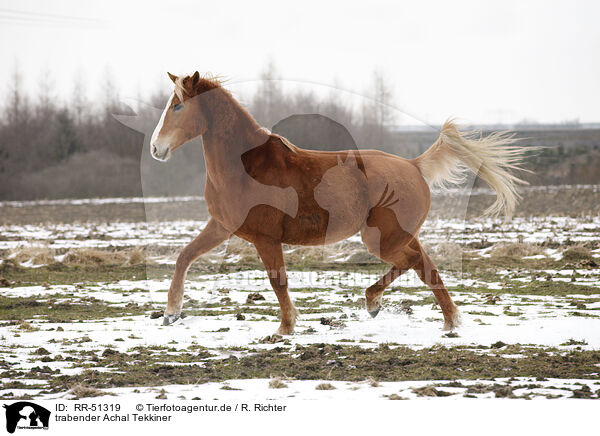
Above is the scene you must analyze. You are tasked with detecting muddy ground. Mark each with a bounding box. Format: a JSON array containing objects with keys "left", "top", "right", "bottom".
[{"left": 0, "top": 187, "right": 599, "bottom": 400}]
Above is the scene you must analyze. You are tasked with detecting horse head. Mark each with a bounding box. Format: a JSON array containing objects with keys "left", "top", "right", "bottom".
[{"left": 150, "top": 71, "right": 220, "bottom": 161}]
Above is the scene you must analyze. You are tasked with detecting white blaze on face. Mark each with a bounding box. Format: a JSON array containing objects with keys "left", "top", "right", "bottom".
[{"left": 150, "top": 93, "right": 174, "bottom": 160}]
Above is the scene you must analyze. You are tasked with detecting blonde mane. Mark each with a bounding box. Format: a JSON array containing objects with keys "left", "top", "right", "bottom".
[{"left": 173, "top": 76, "right": 187, "bottom": 102}]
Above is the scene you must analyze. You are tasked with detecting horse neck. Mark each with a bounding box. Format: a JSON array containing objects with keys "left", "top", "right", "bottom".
[{"left": 201, "top": 91, "right": 268, "bottom": 183}]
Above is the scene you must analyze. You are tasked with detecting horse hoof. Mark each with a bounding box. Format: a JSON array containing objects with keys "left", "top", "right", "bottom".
[
  {"left": 276, "top": 326, "right": 294, "bottom": 335},
  {"left": 368, "top": 307, "right": 381, "bottom": 318},
  {"left": 162, "top": 312, "right": 182, "bottom": 326},
  {"left": 442, "top": 310, "right": 462, "bottom": 331}
]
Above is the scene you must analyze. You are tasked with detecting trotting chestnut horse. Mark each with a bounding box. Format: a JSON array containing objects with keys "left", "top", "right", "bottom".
[{"left": 151, "top": 71, "right": 527, "bottom": 334}]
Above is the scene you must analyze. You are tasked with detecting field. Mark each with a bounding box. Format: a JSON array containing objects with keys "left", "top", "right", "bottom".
[{"left": 1, "top": 187, "right": 599, "bottom": 401}]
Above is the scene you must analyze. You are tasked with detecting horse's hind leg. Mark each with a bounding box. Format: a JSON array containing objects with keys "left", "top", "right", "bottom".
[
  {"left": 253, "top": 237, "right": 299, "bottom": 335},
  {"left": 164, "top": 218, "right": 230, "bottom": 325},
  {"left": 412, "top": 243, "right": 461, "bottom": 330},
  {"left": 362, "top": 222, "right": 460, "bottom": 330},
  {"left": 362, "top": 232, "right": 422, "bottom": 317},
  {"left": 364, "top": 266, "right": 402, "bottom": 317}
]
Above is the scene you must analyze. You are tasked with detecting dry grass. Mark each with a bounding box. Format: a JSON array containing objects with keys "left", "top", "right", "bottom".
[
  {"left": 562, "top": 245, "right": 594, "bottom": 262},
  {"left": 62, "top": 248, "right": 127, "bottom": 266},
  {"left": 7, "top": 245, "right": 153, "bottom": 268},
  {"left": 366, "top": 376, "right": 380, "bottom": 387},
  {"left": 6, "top": 245, "right": 151, "bottom": 267},
  {"left": 223, "top": 237, "right": 259, "bottom": 263},
  {"left": 221, "top": 237, "right": 381, "bottom": 266},
  {"left": 436, "top": 241, "right": 464, "bottom": 259},
  {"left": 345, "top": 249, "right": 381, "bottom": 264},
  {"left": 426, "top": 241, "right": 464, "bottom": 269},
  {"left": 70, "top": 384, "right": 114, "bottom": 399},
  {"left": 18, "top": 320, "right": 39, "bottom": 332},
  {"left": 284, "top": 245, "right": 336, "bottom": 264},
  {"left": 412, "top": 385, "right": 452, "bottom": 397},
  {"left": 268, "top": 377, "right": 288, "bottom": 389},
  {"left": 490, "top": 242, "right": 543, "bottom": 258},
  {"left": 127, "top": 247, "right": 146, "bottom": 265},
  {"left": 315, "top": 382, "right": 336, "bottom": 390},
  {"left": 9, "top": 245, "right": 55, "bottom": 265}
]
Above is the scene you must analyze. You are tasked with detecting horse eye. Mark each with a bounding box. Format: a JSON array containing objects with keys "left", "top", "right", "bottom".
[{"left": 173, "top": 103, "right": 184, "bottom": 112}]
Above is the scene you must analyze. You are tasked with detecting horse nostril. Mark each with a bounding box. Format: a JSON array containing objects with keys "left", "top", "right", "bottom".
[{"left": 152, "top": 145, "right": 157, "bottom": 155}]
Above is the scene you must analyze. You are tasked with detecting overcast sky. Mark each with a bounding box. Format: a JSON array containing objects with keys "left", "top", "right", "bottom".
[{"left": 1, "top": 0, "right": 599, "bottom": 125}]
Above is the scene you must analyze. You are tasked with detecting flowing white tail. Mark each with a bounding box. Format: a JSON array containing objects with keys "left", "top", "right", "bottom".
[{"left": 414, "top": 119, "right": 528, "bottom": 217}]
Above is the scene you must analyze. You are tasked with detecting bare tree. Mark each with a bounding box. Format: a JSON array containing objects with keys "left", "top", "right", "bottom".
[
  {"left": 360, "top": 68, "right": 396, "bottom": 148},
  {"left": 251, "top": 59, "right": 284, "bottom": 127},
  {"left": 36, "top": 65, "right": 55, "bottom": 118},
  {"left": 3, "top": 63, "right": 32, "bottom": 173},
  {"left": 320, "top": 78, "right": 357, "bottom": 140},
  {"left": 100, "top": 65, "right": 119, "bottom": 121},
  {"left": 53, "top": 108, "right": 79, "bottom": 160},
  {"left": 71, "top": 68, "right": 88, "bottom": 127},
  {"left": 6, "top": 61, "right": 29, "bottom": 128}
]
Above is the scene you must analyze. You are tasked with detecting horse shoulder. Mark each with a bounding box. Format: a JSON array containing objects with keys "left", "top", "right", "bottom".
[{"left": 241, "top": 136, "right": 299, "bottom": 186}]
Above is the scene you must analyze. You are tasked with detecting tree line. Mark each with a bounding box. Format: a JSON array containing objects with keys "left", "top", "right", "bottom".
[
  {"left": 1, "top": 61, "right": 598, "bottom": 201},
  {"left": 0, "top": 62, "right": 400, "bottom": 200}
]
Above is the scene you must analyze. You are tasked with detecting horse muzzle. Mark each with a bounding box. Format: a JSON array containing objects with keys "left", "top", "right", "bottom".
[{"left": 151, "top": 143, "right": 171, "bottom": 161}]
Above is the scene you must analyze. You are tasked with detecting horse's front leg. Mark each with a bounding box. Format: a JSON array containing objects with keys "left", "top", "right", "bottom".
[
  {"left": 254, "top": 237, "right": 298, "bottom": 335},
  {"left": 164, "top": 218, "right": 230, "bottom": 325}
]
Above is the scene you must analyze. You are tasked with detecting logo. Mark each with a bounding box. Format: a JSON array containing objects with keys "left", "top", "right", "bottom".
[{"left": 2, "top": 402, "right": 50, "bottom": 434}]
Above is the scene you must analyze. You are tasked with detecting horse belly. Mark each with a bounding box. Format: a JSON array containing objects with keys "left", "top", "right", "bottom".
[{"left": 283, "top": 166, "right": 369, "bottom": 245}]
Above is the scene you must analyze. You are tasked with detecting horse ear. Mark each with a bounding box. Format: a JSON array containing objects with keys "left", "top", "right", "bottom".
[
  {"left": 167, "top": 72, "right": 178, "bottom": 83},
  {"left": 191, "top": 71, "right": 200, "bottom": 86}
]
